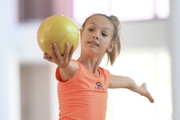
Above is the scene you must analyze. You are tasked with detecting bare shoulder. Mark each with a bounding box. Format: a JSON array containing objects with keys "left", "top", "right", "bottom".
[{"left": 70, "top": 60, "right": 79, "bottom": 73}]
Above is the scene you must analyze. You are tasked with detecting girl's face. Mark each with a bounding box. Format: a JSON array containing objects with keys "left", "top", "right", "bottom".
[{"left": 80, "top": 15, "right": 115, "bottom": 56}]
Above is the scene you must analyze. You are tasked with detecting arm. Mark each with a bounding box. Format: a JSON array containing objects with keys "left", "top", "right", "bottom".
[
  {"left": 109, "top": 74, "right": 154, "bottom": 103},
  {"left": 57, "top": 61, "right": 78, "bottom": 81},
  {"left": 44, "top": 42, "right": 78, "bottom": 81}
]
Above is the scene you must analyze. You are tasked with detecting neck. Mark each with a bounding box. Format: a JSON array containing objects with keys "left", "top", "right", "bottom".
[{"left": 77, "top": 55, "right": 104, "bottom": 74}]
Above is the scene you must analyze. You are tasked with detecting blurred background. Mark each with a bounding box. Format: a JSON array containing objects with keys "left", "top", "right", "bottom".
[{"left": 0, "top": 0, "right": 179, "bottom": 120}]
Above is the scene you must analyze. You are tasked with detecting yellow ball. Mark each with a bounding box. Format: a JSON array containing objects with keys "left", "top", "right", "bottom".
[{"left": 37, "top": 15, "right": 79, "bottom": 56}]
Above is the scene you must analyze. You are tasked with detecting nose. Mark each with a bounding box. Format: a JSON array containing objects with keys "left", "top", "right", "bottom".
[{"left": 92, "top": 34, "right": 98, "bottom": 39}]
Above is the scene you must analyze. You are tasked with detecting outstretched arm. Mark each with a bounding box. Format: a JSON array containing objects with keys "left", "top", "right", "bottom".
[
  {"left": 44, "top": 42, "right": 78, "bottom": 81},
  {"left": 109, "top": 74, "right": 154, "bottom": 103}
]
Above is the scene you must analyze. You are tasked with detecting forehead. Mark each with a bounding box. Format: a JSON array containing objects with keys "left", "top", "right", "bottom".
[{"left": 85, "top": 15, "right": 114, "bottom": 30}]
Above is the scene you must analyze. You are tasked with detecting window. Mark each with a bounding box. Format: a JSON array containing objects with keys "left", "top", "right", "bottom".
[
  {"left": 18, "top": 0, "right": 52, "bottom": 22},
  {"left": 73, "top": 0, "right": 170, "bottom": 23},
  {"left": 18, "top": 0, "right": 74, "bottom": 23}
]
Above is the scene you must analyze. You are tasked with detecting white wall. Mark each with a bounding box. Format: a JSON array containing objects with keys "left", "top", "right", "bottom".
[
  {"left": 168, "top": 0, "right": 180, "bottom": 120},
  {"left": 0, "top": 0, "right": 18, "bottom": 119},
  {"left": 121, "top": 20, "right": 168, "bottom": 49}
]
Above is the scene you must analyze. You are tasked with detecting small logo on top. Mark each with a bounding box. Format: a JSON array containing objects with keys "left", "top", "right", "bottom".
[{"left": 95, "top": 82, "right": 104, "bottom": 90}]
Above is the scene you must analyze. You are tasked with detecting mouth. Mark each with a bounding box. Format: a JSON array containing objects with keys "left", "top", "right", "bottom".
[{"left": 87, "top": 41, "right": 99, "bottom": 47}]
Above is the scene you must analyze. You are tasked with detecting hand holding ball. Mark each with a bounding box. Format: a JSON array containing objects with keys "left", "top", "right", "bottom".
[{"left": 37, "top": 15, "right": 80, "bottom": 56}]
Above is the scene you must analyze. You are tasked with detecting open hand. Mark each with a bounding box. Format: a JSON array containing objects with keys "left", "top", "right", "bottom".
[
  {"left": 43, "top": 42, "right": 75, "bottom": 69},
  {"left": 141, "top": 83, "right": 154, "bottom": 103}
]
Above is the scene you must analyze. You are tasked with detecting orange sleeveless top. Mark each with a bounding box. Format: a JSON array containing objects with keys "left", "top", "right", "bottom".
[{"left": 55, "top": 60, "right": 110, "bottom": 120}]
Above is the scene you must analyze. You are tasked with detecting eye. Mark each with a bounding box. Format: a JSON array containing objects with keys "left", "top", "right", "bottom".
[
  {"left": 88, "top": 28, "right": 94, "bottom": 32},
  {"left": 101, "top": 33, "right": 108, "bottom": 37}
]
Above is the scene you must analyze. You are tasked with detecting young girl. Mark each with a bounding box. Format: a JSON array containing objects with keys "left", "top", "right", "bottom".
[{"left": 44, "top": 13, "right": 154, "bottom": 120}]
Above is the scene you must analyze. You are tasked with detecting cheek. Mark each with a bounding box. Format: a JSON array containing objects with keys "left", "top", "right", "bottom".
[
  {"left": 101, "top": 39, "right": 112, "bottom": 49},
  {"left": 100, "top": 42, "right": 110, "bottom": 51},
  {"left": 102, "top": 38, "right": 112, "bottom": 45},
  {"left": 81, "top": 33, "right": 93, "bottom": 43}
]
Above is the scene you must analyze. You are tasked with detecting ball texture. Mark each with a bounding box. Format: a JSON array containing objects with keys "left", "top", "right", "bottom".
[{"left": 37, "top": 15, "right": 79, "bottom": 56}]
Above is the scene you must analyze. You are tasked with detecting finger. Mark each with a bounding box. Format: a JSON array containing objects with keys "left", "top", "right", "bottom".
[
  {"left": 141, "top": 83, "right": 147, "bottom": 89},
  {"left": 43, "top": 53, "right": 53, "bottom": 62},
  {"left": 69, "top": 45, "right": 75, "bottom": 59},
  {"left": 50, "top": 44, "right": 57, "bottom": 59},
  {"left": 148, "top": 92, "right": 154, "bottom": 103},
  {"left": 44, "top": 56, "right": 53, "bottom": 62},
  {"left": 146, "top": 90, "right": 154, "bottom": 103},
  {"left": 53, "top": 43, "right": 62, "bottom": 61},
  {"left": 44, "top": 53, "right": 52, "bottom": 58},
  {"left": 63, "top": 42, "right": 69, "bottom": 58}
]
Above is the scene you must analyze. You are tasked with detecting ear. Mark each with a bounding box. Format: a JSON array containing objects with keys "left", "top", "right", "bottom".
[
  {"left": 79, "top": 28, "right": 83, "bottom": 38},
  {"left": 106, "top": 41, "right": 116, "bottom": 52}
]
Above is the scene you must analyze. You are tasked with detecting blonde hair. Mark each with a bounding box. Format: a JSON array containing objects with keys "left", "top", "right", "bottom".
[{"left": 82, "top": 13, "right": 121, "bottom": 66}]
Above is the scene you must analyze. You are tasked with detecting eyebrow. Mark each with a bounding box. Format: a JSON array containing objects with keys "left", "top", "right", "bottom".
[{"left": 89, "top": 22, "right": 110, "bottom": 32}]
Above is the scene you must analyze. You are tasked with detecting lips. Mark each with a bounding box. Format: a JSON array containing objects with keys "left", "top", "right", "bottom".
[{"left": 88, "top": 41, "right": 99, "bottom": 46}]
